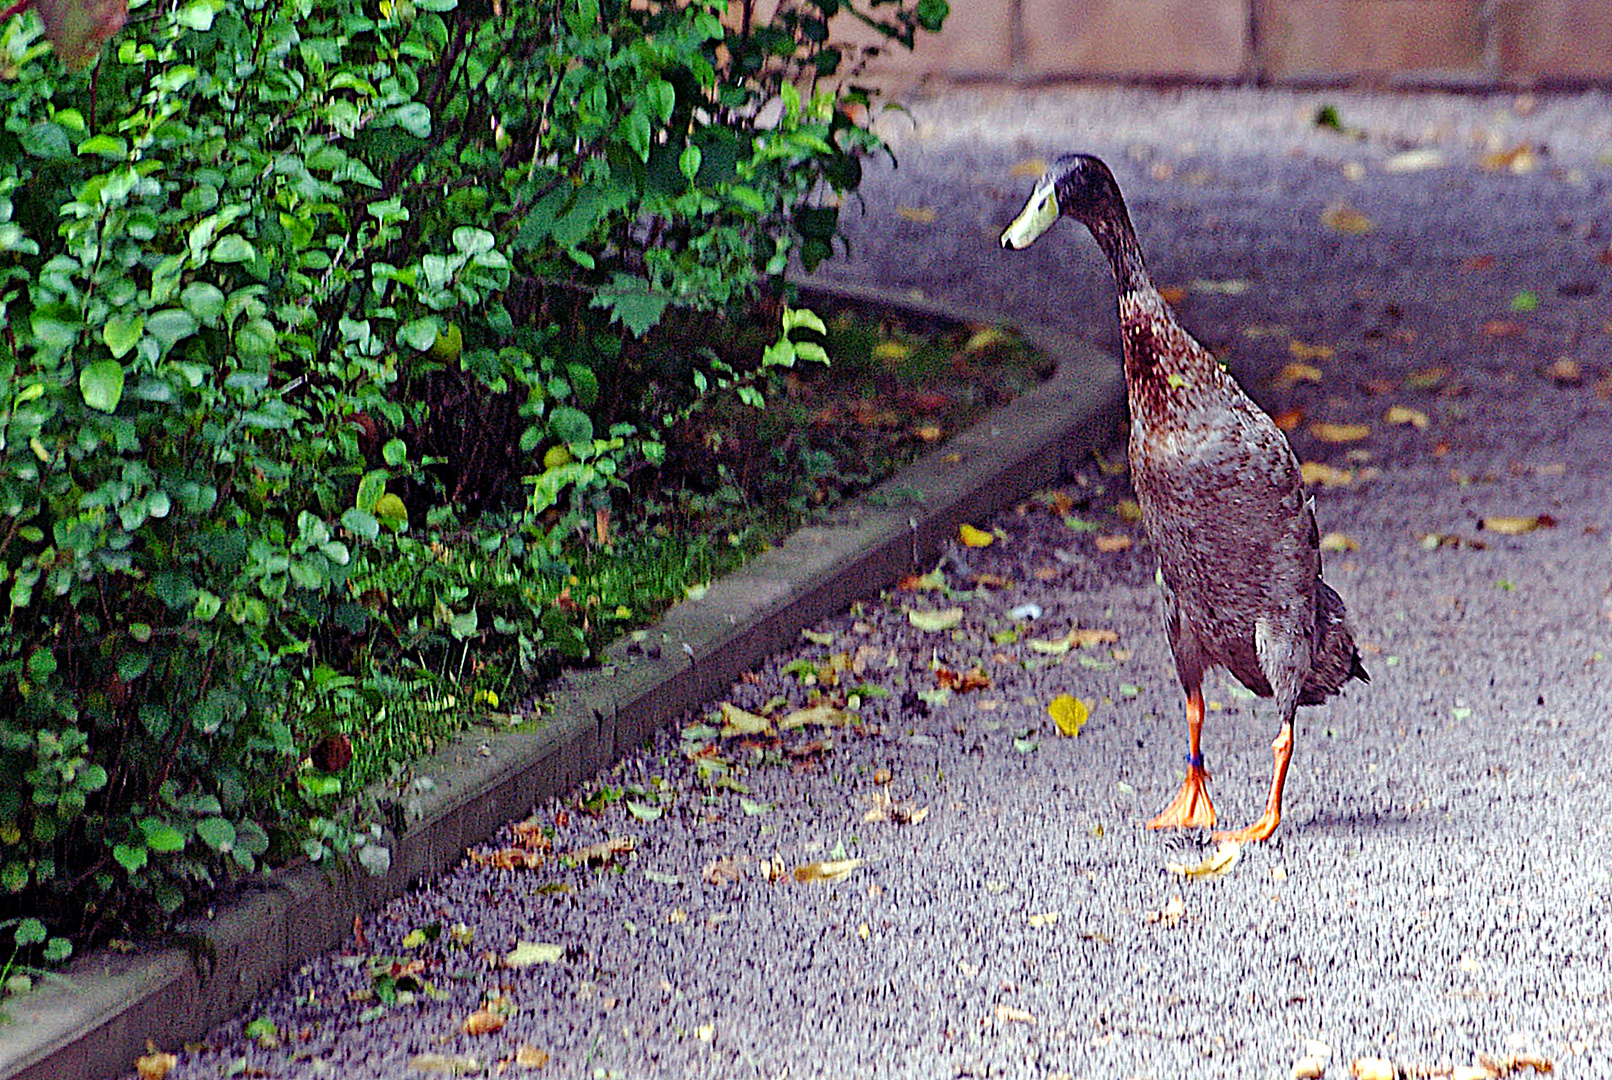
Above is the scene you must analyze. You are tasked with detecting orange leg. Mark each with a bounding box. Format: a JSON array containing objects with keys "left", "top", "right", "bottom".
[
  {"left": 1212, "top": 723, "right": 1294, "bottom": 843},
  {"left": 1147, "top": 687, "right": 1216, "bottom": 830}
]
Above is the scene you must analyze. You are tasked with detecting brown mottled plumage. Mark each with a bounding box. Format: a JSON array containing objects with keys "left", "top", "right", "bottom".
[{"left": 1002, "top": 153, "right": 1367, "bottom": 841}]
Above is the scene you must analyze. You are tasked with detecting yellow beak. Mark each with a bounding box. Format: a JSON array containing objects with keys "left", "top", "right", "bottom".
[{"left": 1000, "top": 186, "right": 1059, "bottom": 250}]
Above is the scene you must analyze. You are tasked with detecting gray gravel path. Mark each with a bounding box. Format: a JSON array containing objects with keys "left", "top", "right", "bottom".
[{"left": 149, "top": 88, "right": 1612, "bottom": 1080}]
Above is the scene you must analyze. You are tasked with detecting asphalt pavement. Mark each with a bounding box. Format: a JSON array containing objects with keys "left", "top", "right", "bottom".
[{"left": 141, "top": 87, "right": 1612, "bottom": 1080}]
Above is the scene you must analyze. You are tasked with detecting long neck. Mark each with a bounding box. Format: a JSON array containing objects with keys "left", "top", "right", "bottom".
[{"left": 1083, "top": 205, "right": 1150, "bottom": 296}]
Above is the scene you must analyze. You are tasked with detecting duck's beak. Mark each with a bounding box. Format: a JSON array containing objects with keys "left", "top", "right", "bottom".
[{"left": 1000, "top": 184, "right": 1059, "bottom": 250}]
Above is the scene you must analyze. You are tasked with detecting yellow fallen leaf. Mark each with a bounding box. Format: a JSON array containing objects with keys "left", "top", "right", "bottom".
[
  {"left": 1384, "top": 405, "right": 1429, "bottom": 429},
  {"left": 965, "top": 326, "right": 1010, "bottom": 352},
  {"left": 872, "top": 340, "right": 912, "bottom": 360},
  {"left": 1145, "top": 894, "right": 1187, "bottom": 925},
  {"left": 801, "top": 629, "right": 835, "bottom": 646},
  {"left": 1300, "top": 461, "right": 1355, "bottom": 488},
  {"left": 1319, "top": 531, "right": 1359, "bottom": 552},
  {"left": 1165, "top": 840, "right": 1242, "bottom": 879},
  {"left": 1479, "top": 514, "right": 1549, "bottom": 535},
  {"left": 718, "top": 702, "right": 773, "bottom": 737},
  {"left": 1309, "top": 421, "right": 1371, "bottom": 443},
  {"left": 1115, "top": 498, "right": 1143, "bottom": 522},
  {"left": 503, "top": 941, "right": 563, "bottom": 968},
  {"left": 560, "top": 837, "right": 635, "bottom": 866},
  {"left": 778, "top": 704, "right": 854, "bottom": 729},
  {"left": 1011, "top": 157, "right": 1048, "bottom": 177},
  {"left": 1094, "top": 533, "right": 1132, "bottom": 552},
  {"left": 793, "top": 858, "right": 864, "bottom": 882},
  {"left": 461, "top": 1009, "right": 506, "bottom": 1036},
  {"left": 1287, "top": 341, "right": 1335, "bottom": 362},
  {"left": 1321, "top": 202, "right": 1375, "bottom": 234},
  {"left": 515, "top": 1045, "right": 550, "bottom": 1068},
  {"left": 1292, "top": 1055, "right": 1325, "bottom": 1079},
  {"left": 907, "top": 607, "right": 963, "bottom": 632},
  {"left": 958, "top": 523, "right": 995, "bottom": 548},
  {"left": 1069, "top": 628, "right": 1119, "bottom": 648},
  {"left": 1027, "top": 910, "right": 1059, "bottom": 928},
  {"left": 135, "top": 1050, "right": 178, "bottom": 1080},
  {"left": 1273, "top": 361, "right": 1324, "bottom": 387},
  {"left": 1382, "top": 148, "right": 1445, "bottom": 173},
  {"left": 994, "top": 1003, "right": 1037, "bottom": 1024},
  {"left": 1481, "top": 144, "right": 1538, "bottom": 174},
  {"left": 1048, "top": 694, "right": 1089, "bottom": 737},
  {"left": 1350, "top": 1058, "right": 1394, "bottom": 1080},
  {"left": 1028, "top": 636, "right": 1071, "bottom": 655},
  {"left": 896, "top": 206, "right": 936, "bottom": 224}
]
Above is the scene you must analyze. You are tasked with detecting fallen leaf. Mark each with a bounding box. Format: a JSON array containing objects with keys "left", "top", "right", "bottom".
[
  {"left": 1383, "top": 148, "right": 1445, "bottom": 173},
  {"left": 958, "top": 523, "right": 995, "bottom": 548},
  {"left": 1309, "top": 421, "right": 1371, "bottom": 443},
  {"left": 896, "top": 206, "right": 936, "bottom": 224},
  {"left": 1048, "top": 694, "right": 1089, "bottom": 737},
  {"left": 718, "top": 702, "right": 773, "bottom": 737},
  {"left": 1272, "top": 407, "right": 1305, "bottom": 431},
  {"left": 915, "top": 424, "right": 943, "bottom": 442},
  {"left": 1114, "top": 498, "right": 1143, "bottom": 522},
  {"left": 1189, "top": 278, "right": 1250, "bottom": 295},
  {"left": 1463, "top": 254, "right": 1496, "bottom": 271},
  {"left": 1384, "top": 405, "right": 1429, "bottom": 429},
  {"left": 1404, "top": 365, "right": 1449, "bottom": 389},
  {"left": 1145, "top": 894, "right": 1187, "bottom": 925},
  {"left": 873, "top": 768, "right": 893, "bottom": 785},
  {"left": 964, "top": 326, "right": 1009, "bottom": 351},
  {"left": 801, "top": 629, "right": 835, "bottom": 646},
  {"left": 1287, "top": 341, "right": 1335, "bottom": 362},
  {"left": 1094, "top": 533, "right": 1133, "bottom": 552},
  {"left": 1157, "top": 285, "right": 1188, "bottom": 305},
  {"left": 907, "top": 608, "right": 963, "bottom": 632},
  {"left": 1027, "top": 910, "right": 1059, "bottom": 929},
  {"left": 1510, "top": 290, "right": 1540, "bottom": 312},
  {"left": 793, "top": 858, "right": 864, "bottom": 883},
  {"left": 515, "top": 1045, "right": 550, "bottom": 1069},
  {"left": 1166, "top": 840, "right": 1242, "bottom": 879},
  {"left": 461, "top": 1009, "right": 506, "bottom": 1036},
  {"left": 1319, "top": 531, "right": 1359, "bottom": 552},
  {"left": 703, "top": 855, "right": 746, "bottom": 885},
  {"left": 1011, "top": 157, "right": 1048, "bottom": 177},
  {"left": 1292, "top": 1055, "right": 1325, "bottom": 1079},
  {"left": 135, "top": 1050, "right": 178, "bottom": 1080},
  {"left": 469, "top": 846, "right": 546, "bottom": 870},
  {"left": 560, "top": 837, "right": 635, "bottom": 866},
  {"left": 409, "top": 1053, "right": 483, "bottom": 1074},
  {"left": 1481, "top": 144, "right": 1538, "bottom": 173},
  {"left": 1321, "top": 203, "right": 1375, "bottom": 234},
  {"left": 1350, "top": 1058, "right": 1394, "bottom": 1080},
  {"left": 1479, "top": 514, "right": 1552, "bottom": 535},
  {"left": 994, "top": 1003, "right": 1037, "bottom": 1024},
  {"left": 503, "top": 941, "right": 564, "bottom": 968},
  {"left": 1273, "top": 361, "right": 1324, "bottom": 387},
  {"left": 936, "top": 665, "right": 990, "bottom": 692},
  {"left": 1301, "top": 462, "right": 1356, "bottom": 488},
  {"left": 1482, "top": 319, "right": 1523, "bottom": 338},
  {"left": 872, "top": 340, "right": 913, "bottom": 360},
  {"left": 1542, "top": 357, "right": 1583, "bottom": 384},
  {"left": 778, "top": 704, "right": 853, "bottom": 729}
]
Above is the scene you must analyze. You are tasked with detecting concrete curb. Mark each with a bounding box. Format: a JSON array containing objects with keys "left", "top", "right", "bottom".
[{"left": 0, "top": 282, "right": 1125, "bottom": 1080}]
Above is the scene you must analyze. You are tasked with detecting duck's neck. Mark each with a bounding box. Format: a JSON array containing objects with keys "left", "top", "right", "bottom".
[{"left": 1083, "top": 207, "right": 1150, "bottom": 296}]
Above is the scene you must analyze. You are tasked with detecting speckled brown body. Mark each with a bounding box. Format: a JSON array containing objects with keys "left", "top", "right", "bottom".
[{"left": 1002, "top": 152, "right": 1366, "bottom": 838}]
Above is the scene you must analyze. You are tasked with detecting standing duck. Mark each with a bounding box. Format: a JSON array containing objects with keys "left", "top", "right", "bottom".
[{"left": 1001, "top": 154, "right": 1367, "bottom": 841}]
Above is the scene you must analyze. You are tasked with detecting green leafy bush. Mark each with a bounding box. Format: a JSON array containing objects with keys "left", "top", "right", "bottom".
[{"left": 0, "top": 0, "right": 945, "bottom": 947}]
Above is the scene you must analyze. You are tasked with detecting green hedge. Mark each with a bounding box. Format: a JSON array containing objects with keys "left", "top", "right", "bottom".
[{"left": 0, "top": 0, "right": 944, "bottom": 955}]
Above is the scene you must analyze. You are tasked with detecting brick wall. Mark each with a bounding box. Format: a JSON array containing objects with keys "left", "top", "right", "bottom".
[{"left": 839, "top": 0, "right": 1612, "bottom": 88}]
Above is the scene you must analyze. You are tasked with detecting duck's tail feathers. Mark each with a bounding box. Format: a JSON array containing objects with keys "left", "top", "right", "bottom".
[{"left": 1299, "top": 580, "right": 1368, "bottom": 705}]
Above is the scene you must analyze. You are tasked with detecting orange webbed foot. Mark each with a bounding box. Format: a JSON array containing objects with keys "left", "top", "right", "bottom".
[
  {"left": 1147, "top": 764, "right": 1216, "bottom": 830},
  {"left": 1211, "top": 810, "right": 1280, "bottom": 843}
]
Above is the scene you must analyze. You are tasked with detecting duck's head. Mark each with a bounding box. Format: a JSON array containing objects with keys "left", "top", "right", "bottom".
[{"left": 1000, "top": 153, "right": 1127, "bottom": 251}]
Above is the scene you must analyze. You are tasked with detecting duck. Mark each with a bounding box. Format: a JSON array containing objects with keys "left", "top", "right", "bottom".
[{"left": 1001, "top": 153, "right": 1368, "bottom": 842}]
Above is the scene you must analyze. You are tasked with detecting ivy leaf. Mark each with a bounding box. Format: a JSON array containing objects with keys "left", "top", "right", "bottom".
[
  {"left": 102, "top": 314, "right": 143, "bottom": 359},
  {"left": 79, "top": 359, "right": 126, "bottom": 413}
]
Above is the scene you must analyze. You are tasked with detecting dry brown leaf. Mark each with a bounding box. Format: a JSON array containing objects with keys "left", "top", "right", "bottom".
[
  {"left": 1481, "top": 144, "right": 1538, "bottom": 173},
  {"left": 915, "top": 424, "right": 943, "bottom": 442},
  {"left": 1385, "top": 405, "right": 1430, "bottom": 429},
  {"left": 1542, "top": 357, "right": 1584, "bottom": 384},
  {"left": 469, "top": 846, "right": 546, "bottom": 871},
  {"left": 1350, "top": 1058, "right": 1394, "bottom": 1080},
  {"left": 1321, "top": 203, "right": 1375, "bottom": 235},
  {"left": 1094, "top": 533, "right": 1133, "bottom": 552},
  {"left": 935, "top": 665, "right": 991, "bottom": 692},
  {"left": 511, "top": 818, "right": 553, "bottom": 851},
  {"left": 135, "top": 1049, "right": 178, "bottom": 1080},
  {"left": 1272, "top": 407, "right": 1305, "bottom": 432},
  {"left": 793, "top": 858, "right": 864, "bottom": 883},
  {"left": 1463, "top": 254, "right": 1496, "bottom": 271},
  {"left": 561, "top": 837, "right": 635, "bottom": 866},
  {"left": 461, "top": 1009, "right": 506, "bottom": 1036},
  {"left": 1309, "top": 421, "right": 1371, "bottom": 443},
  {"left": 1011, "top": 157, "right": 1047, "bottom": 177},
  {"left": 1292, "top": 1056, "right": 1325, "bottom": 1079},
  {"left": 1157, "top": 285, "right": 1188, "bottom": 306},
  {"left": 896, "top": 206, "right": 936, "bottom": 224},
  {"left": 1166, "top": 840, "right": 1242, "bottom": 880},
  {"left": 1483, "top": 319, "right": 1523, "bottom": 338}
]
